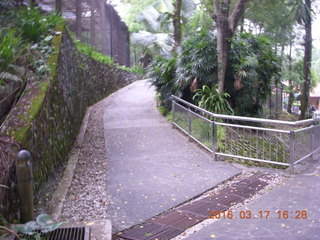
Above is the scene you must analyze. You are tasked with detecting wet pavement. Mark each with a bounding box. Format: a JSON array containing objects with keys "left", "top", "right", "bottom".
[
  {"left": 103, "top": 80, "right": 241, "bottom": 233},
  {"left": 183, "top": 167, "right": 320, "bottom": 240}
]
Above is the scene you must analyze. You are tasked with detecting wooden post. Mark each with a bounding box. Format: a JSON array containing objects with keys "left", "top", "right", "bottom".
[{"left": 16, "top": 150, "right": 34, "bottom": 222}]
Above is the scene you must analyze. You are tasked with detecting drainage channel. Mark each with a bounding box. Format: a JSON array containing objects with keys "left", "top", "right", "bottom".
[
  {"left": 15, "top": 227, "right": 90, "bottom": 240},
  {"left": 115, "top": 172, "right": 268, "bottom": 240}
]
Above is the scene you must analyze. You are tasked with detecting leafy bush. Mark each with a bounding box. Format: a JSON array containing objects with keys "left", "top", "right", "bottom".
[
  {"left": 175, "top": 29, "right": 217, "bottom": 88},
  {"left": 148, "top": 28, "right": 281, "bottom": 117},
  {"left": 16, "top": 7, "right": 63, "bottom": 42},
  {"left": 226, "top": 33, "right": 281, "bottom": 116},
  {"left": 148, "top": 56, "right": 178, "bottom": 109},
  {"left": 0, "top": 29, "right": 22, "bottom": 72},
  {"left": 45, "top": 12, "right": 64, "bottom": 29},
  {"left": 193, "top": 84, "right": 233, "bottom": 115}
]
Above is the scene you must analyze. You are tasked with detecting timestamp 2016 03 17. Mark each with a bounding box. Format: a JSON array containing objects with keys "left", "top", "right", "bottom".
[{"left": 209, "top": 210, "right": 308, "bottom": 220}]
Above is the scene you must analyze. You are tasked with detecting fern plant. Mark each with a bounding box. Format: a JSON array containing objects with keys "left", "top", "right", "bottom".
[
  {"left": 193, "top": 84, "right": 233, "bottom": 115},
  {"left": 175, "top": 29, "right": 217, "bottom": 88},
  {"left": 0, "top": 29, "right": 22, "bottom": 72},
  {"left": 148, "top": 56, "right": 178, "bottom": 109},
  {"left": 16, "top": 7, "right": 63, "bottom": 42},
  {"left": 227, "top": 33, "right": 281, "bottom": 116}
]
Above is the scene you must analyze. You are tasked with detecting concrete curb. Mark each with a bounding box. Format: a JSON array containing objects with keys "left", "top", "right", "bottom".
[
  {"left": 49, "top": 80, "right": 144, "bottom": 220},
  {"left": 49, "top": 81, "right": 147, "bottom": 239}
]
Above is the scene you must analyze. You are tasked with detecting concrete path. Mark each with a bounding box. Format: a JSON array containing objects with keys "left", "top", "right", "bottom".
[
  {"left": 103, "top": 80, "right": 241, "bottom": 233},
  {"left": 183, "top": 167, "right": 320, "bottom": 240}
]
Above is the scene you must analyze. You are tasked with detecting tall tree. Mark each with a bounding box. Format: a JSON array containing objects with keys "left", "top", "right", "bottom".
[
  {"left": 76, "top": 0, "right": 82, "bottom": 38},
  {"left": 287, "top": 36, "right": 295, "bottom": 114},
  {"left": 173, "top": 0, "right": 182, "bottom": 49},
  {"left": 213, "top": 0, "right": 251, "bottom": 93},
  {"left": 299, "top": 0, "right": 312, "bottom": 119},
  {"left": 90, "top": 0, "right": 96, "bottom": 45}
]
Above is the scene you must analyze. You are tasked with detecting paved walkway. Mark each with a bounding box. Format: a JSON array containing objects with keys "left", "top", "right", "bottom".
[
  {"left": 183, "top": 167, "right": 320, "bottom": 240},
  {"left": 103, "top": 80, "right": 241, "bottom": 233}
]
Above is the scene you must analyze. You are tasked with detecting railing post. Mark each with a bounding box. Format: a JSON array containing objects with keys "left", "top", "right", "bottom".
[
  {"left": 289, "top": 131, "right": 295, "bottom": 174},
  {"left": 212, "top": 121, "right": 217, "bottom": 161},
  {"left": 172, "top": 99, "right": 176, "bottom": 126},
  {"left": 311, "top": 123, "right": 315, "bottom": 161},
  {"left": 16, "top": 150, "right": 34, "bottom": 222},
  {"left": 187, "top": 106, "right": 191, "bottom": 140}
]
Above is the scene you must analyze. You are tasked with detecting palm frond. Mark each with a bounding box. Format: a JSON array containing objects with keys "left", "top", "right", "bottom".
[
  {"left": 0, "top": 71, "right": 21, "bottom": 84},
  {"left": 138, "top": 6, "right": 161, "bottom": 32}
]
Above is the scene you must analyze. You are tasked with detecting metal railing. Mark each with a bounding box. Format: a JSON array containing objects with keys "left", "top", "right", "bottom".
[{"left": 171, "top": 95, "right": 320, "bottom": 174}]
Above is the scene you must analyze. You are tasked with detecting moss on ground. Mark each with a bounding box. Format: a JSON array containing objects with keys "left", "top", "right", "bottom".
[
  {"left": 47, "top": 24, "right": 64, "bottom": 81},
  {"left": 12, "top": 81, "right": 49, "bottom": 142}
]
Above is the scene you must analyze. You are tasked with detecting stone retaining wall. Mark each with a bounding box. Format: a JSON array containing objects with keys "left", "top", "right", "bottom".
[{"left": 0, "top": 25, "right": 140, "bottom": 220}]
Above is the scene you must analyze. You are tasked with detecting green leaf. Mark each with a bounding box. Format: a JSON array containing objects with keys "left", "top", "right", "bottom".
[
  {"left": 23, "top": 221, "right": 39, "bottom": 235},
  {"left": 12, "top": 225, "right": 25, "bottom": 233},
  {"left": 36, "top": 214, "right": 53, "bottom": 227},
  {"left": 40, "top": 222, "right": 64, "bottom": 233}
]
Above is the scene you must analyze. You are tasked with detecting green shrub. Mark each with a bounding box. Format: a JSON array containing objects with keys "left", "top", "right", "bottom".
[
  {"left": 16, "top": 7, "right": 63, "bottom": 42},
  {"left": 226, "top": 33, "right": 281, "bottom": 116},
  {"left": 175, "top": 29, "right": 217, "bottom": 88},
  {"left": 16, "top": 7, "right": 47, "bottom": 42},
  {"left": 193, "top": 84, "right": 233, "bottom": 115},
  {"left": 45, "top": 11, "right": 64, "bottom": 29},
  {"left": 148, "top": 56, "right": 178, "bottom": 109},
  {"left": 0, "top": 29, "right": 22, "bottom": 72},
  {"left": 149, "top": 30, "right": 281, "bottom": 117}
]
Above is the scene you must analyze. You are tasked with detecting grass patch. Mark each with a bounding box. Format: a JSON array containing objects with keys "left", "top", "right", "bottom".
[
  {"left": 67, "top": 28, "right": 145, "bottom": 75},
  {"left": 117, "top": 65, "right": 145, "bottom": 75},
  {"left": 157, "top": 105, "right": 172, "bottom": 122}
]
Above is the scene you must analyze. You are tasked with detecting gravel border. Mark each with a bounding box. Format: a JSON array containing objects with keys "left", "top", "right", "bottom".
[{"left": 52, "top": 83, "right": 136, "bottom": 222}]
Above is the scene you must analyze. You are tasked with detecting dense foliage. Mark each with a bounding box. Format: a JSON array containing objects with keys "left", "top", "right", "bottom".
[
  {"left": 148, "top": 56, "right": 178, "bottom": 109},
  {"left": 0, "top": 7, "right": 63, "bottom": 123},
  {"left": 16, "top": 7, "right": 62, "bottom": 42},
  {"left": 175, "top": 29, "right": 217, "bottom": 88},
  {"left": 193, "top": 85, "right": 233, "bottom": 114},
  {"left": 149, "top": 28, "right": 281, "bottom": 117},
  {"left": 0, "top": 8, "right": 63, "bottom": 78},
  {"left": 226, "top": 33, "right": 281, "bottom": 116},
  {"left": 0, "top": 29, "right": 22, "bottom": 74}
]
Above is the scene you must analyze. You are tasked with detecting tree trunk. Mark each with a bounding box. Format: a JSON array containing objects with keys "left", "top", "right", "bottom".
[
  {"left": 76, "top": 0, "right": 82, "bottom": 39},
  {"left": 90, "top": 0, "right": 96, "bottom": 46},
  {"left": 55, "top": 0, "right": 62, "bottom": 12},
  {"left": 299, "top": 0, "right": 312, "bottom": 119},
  {"left": 213, "top": 0, "right": 250, "bottom": 93},
  {"left": 287, "top": 37, "right": 294, "bottom": 114},
  {"left": 173, "top": 0, "right": 182, "bottom": 51},
  {"left": 240, "top": 14, "right": 244, "bottom": 33}
]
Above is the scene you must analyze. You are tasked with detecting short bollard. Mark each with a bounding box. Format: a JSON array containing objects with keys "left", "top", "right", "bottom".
[{"left": 16, "top": 150, "right": 34, "bottom": 222}]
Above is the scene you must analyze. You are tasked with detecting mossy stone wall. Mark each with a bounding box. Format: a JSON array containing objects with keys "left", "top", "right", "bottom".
[{"left": 0, "top": 25, "right": 140, "bottom": 219}]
